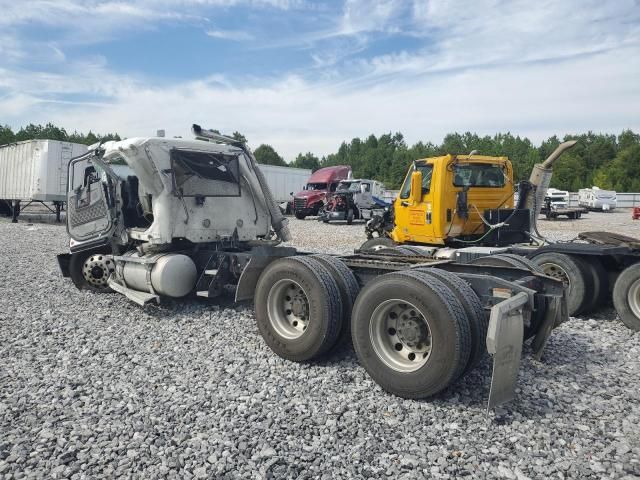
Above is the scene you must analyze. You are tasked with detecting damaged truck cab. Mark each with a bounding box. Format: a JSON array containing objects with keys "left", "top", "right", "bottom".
[{"left": 58, "top": 125, "right": 568, "bottom": 409}]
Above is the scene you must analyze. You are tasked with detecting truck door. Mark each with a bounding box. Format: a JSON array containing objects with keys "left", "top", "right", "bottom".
[
  {"left": 356, "top": 181, "right": 374, "bottom": 208},
  {"left": 393, "top": 163, "right": 438, "bottom": 244},
  {"left": 66, "top": 153, "right": 116, "bottom": 242}
]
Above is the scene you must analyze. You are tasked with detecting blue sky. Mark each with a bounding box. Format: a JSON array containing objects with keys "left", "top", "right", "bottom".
[{"left": 1, "top": 0, "right": 639, "bottom": 159}]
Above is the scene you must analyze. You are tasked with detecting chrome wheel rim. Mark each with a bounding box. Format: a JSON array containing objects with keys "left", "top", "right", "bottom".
[
  {"left": 369, "top": 299, "right": 432, "bottom": 372},
  {"left": 82, "top": 254, "right": 115, "bottom": 288},
  {"left": 540, "top": 262, "right": 571, "bottom": 288},
  {"left": 267, "top": 279, "right": 309, "bottom": 340},
  {"left": 628, "top": 278, "right": 640, "bottom": 319}
]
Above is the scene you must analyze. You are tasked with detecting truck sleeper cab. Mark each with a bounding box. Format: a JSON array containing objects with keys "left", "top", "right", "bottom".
[{"left": 292, "top": 166, "right": 351, "bottom": 219}]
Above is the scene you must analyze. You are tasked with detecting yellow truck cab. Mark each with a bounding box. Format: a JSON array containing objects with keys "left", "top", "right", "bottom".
[{"left": 391, "top": 154, "right": 514, "bottom": 245}]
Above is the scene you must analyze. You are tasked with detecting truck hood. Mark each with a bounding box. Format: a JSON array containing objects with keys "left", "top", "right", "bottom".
[{"left": 294, "top": 190, "right": 326, "bottom": 201}]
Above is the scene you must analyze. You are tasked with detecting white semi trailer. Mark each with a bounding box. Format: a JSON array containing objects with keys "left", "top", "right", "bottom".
[
  {"left": 257, "top": 163, "right": 311, "bottom": 207},
  {"left": 0, "top": 139, "right": 88, "bottom": 222}
]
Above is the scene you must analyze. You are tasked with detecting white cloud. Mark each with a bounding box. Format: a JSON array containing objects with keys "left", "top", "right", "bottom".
[
  {"left": 340, "top": 0, "right": 407, "bottom": 35},
  {"left": 206, "top": 29, "right": 254, "bottom": 41},
  {"left": 0, "top": 0, "right": 638, "bottom": 161},
  {"left": 2, "top": 42, "right": 638, "bottom": 160}
]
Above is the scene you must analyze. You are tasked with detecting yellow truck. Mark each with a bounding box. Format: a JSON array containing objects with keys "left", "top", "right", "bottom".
[{"left": 361, "top": 144, "right": 640, "bottom": 331}]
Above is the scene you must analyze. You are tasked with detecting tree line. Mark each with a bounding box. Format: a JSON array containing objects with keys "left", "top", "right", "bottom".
[
  {"left": 2, "top": 123, "right": 638, "bottom": 191},
  {"left": 258, "top": 129, "right": 640, "bottom": 192},
  {"left": 0, "top": 123, "right": 121, "bottom": 147}
]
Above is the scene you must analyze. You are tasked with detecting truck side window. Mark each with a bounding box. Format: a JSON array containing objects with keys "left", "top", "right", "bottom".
[{"left": 399, "top": 164, "right": 433, "bottom": 199}]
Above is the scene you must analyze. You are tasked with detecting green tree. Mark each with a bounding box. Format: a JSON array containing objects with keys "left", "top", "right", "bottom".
[
  {"left": 254, "top": 144, "right": 287, "bottom": 166},
  {"left": 0, "top": 125, "right": 15, "bottom": 145},
  {"left": 231, "top": 131, "right": 247, "bottom": 143},
  {"left": 292, "top": 152, "right": 320, "bottom": 171}
]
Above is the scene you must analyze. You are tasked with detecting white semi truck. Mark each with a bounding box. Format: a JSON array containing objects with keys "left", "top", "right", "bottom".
[{"left": 56, "top": 125, "right": 569, "bottom": 409}]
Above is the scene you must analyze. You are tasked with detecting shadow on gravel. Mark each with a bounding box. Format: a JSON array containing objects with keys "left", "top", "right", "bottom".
[{"left": 537, "top": 332, "right": 613, "bottom": 367}]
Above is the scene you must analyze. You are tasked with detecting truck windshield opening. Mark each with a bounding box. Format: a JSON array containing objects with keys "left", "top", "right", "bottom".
[{"left": 453, "top": 163, "right": 505, "bottom": 187}]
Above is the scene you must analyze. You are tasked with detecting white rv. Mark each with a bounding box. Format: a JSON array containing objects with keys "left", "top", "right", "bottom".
[{"left": 578, "top": 187, "right": 617, "bottom": 211}]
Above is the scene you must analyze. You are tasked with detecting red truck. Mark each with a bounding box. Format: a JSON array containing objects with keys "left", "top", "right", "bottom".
[{"left": 292, "top": 165, "right": 351, "bottom": 219}]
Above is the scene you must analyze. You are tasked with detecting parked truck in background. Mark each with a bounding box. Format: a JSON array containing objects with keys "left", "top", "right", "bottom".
[
  {"left": 291, "top": 166, "right": 351, "bottom": 219},
  {"left": 540, "top": 187, "right": 586, "bottom": 219},
  {"left": 318, "top": 178, "right": 389, "bottom": 224},
  {"left": 579, "top": 186, "right": 617, "bottom": 211},
  {"left": 0, "top": 139, "right": 88, "bottom": 222},
  {"left": 56, "top": 125, "right": 571, "bottom": 409},
  {"left": 360, "top": 143, "right": 640, "bottom": 331}
]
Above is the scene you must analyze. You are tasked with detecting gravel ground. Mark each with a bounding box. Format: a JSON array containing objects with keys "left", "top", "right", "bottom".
[{"left": 0, "top": 212, "right": 639, "bottom": 479}]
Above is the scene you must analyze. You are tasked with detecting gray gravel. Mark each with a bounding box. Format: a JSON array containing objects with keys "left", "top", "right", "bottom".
[{"left": 1, "top": 216, "right": 639, "bottom": 479}]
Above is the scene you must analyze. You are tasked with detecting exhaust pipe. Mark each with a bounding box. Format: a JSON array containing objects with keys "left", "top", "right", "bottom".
[{"left": 524, "top": 140, "right": 577, "bottom": 237}]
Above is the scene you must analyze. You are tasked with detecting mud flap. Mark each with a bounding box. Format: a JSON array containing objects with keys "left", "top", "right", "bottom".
[{"left": 486, "top": 291, "right": 528, "bottom": 410}]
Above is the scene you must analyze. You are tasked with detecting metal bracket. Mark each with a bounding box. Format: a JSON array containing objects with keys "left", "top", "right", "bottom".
[
  {"left": 108, "top": 278, "right": 159, "bottom": 306},
  {"left": 486, "top": 291, "right": 528, "bottom": 410}
]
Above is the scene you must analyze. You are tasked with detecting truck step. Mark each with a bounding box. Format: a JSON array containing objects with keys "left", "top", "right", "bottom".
[
  {"left": 196, "top": 291, "right": 209, "bottom": 298},
  {"left": 204, "top": 269, "right": 218, "bottom": 276}
]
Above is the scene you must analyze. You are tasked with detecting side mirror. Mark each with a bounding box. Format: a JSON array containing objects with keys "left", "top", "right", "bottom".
[{"left": 410, "top": 170, "right": 423, "bottom": 204}]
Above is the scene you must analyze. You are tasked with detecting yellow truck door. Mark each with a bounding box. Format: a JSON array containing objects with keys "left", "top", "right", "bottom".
[{"left": 392, "top": 163, "right": 442, "bottom": 245}]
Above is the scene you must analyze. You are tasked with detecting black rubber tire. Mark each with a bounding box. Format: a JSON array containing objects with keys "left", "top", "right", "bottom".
[
  {"left": 471, "top": 254, "right": 543, "bottom": 338},
  {"left": 254, "top": 256, "right": 343, "bottom": 361},
  {"left": 394, "top": 246, "right": 419, "bottom": 256},
  {"left": 311, "top": 254, "right": 360, "bottom": 343},
  {"left": 69, "top": 249, "right": 115, "bottom": 293},
  {"left": 612, "top": 264, "right": 640, "bottom": 331},
  {"left": 346, "top": 209, "right": 354, "bottom": 225},
  {"left": 414, "top": 267, "right": 488, "bottom": 372},
  {"left": 470, "top": 254, "right": 530, "bottom": 270},
  {"left": 398, "top": 246, "right": 431, "bottom": 256},
  {"left": 360, "top": 237, "right": 396, "bottom": 251},
  {"left": 491, "top": 253, "right": 543, "bottom": 272},
  {"left": 580, "top": 256, "right": 609, "bottom": 314},
  {"left": 530, "top": 252, "right": 592, "bottom": 316},
  {"left": 351, "top": 270, "right": 472, "bottom": 398},
  {"left": 294, "top": 211, "right": 306, "bottom": 220}
]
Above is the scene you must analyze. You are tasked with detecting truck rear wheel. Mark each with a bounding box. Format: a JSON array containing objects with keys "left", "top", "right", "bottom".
[
  {"left": 360, "top": 237, "right": 396, "bottom": 251},
  {"left": 612, "top": 264, "right": 640, "bottom": 331},
  {"left": 311, "top": 254, "right": 360, "bottom": 343},
  {"left": 351, "top": 270, "right": 471, "bottom": 399},
  {"left": 254, "top": 256, "right": 343, "bottom": 361},
  {"left": 470, "top": 253, "right": 537, "bottom": 271},
  {"left": 346, "top": 209, "right": 354, "bottom": 225},
  {"left": 580, "top": 257, "right": 609, "bottom": 314},
  {"left": 69, "top": 249, "right": 115, "bottom": 293},
  {"left": 415, "top": 268, "right": 487, "bottom": 372},
  {"left": 530, "top": 252, "right": 592, "bottom": 316}
]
